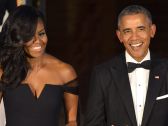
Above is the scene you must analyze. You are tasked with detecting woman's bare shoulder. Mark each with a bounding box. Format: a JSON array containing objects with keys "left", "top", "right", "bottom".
[
  {"left": 43, "top": 54, "right": 67, "bottom": 68},
  {"left": 44, "top": 54, "right": 77, "bottom": 84}
]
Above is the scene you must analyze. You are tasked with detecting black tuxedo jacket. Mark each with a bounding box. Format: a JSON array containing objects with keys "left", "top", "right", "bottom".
[{"left": 85, "top": 53, "right": 168, "bottom": 126}]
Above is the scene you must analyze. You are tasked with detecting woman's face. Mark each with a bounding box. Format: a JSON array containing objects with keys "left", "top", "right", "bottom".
[{"left": 24, "top": 19, "right": 48, "bottom": 58}]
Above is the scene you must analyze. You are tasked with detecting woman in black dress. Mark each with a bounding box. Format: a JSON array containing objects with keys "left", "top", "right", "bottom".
[{"left": 0, "top": 5, "right": 78, "bottom": 126}]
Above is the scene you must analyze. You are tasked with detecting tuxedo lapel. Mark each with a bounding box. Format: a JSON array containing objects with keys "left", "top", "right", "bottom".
[
  {"left": 110, "top": 54, "right": 137, "bottom": 126},
  {"left": 141, "top": 58, "right": 166, "bottom": 126}
]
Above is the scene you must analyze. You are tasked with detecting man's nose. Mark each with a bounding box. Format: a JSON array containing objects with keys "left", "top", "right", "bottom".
[{"left": 130, "top": 31, "right": 139, "bottom": 40}]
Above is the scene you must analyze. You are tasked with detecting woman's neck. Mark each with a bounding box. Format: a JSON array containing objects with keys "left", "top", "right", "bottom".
[{"left": 27, "top": 56, "right": 45, "bottom": 72}]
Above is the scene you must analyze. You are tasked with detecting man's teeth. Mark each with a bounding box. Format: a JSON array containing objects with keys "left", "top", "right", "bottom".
[{"left": 131, "top": 43, "right": 142, "bottom": 47}]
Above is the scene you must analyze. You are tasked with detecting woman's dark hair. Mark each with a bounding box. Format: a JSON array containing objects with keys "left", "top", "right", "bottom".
[{"left": 0, "top": 5, "right": 45, "bottom": 89}]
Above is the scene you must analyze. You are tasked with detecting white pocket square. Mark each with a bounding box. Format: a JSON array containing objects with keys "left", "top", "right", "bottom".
[{"left": 156, "top": 94, "right": 168, "bottom": 100}]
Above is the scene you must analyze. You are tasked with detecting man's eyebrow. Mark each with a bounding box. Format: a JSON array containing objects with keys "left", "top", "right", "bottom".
[{"left": 137, "top": 26, "right": 146, "bottom": 29}]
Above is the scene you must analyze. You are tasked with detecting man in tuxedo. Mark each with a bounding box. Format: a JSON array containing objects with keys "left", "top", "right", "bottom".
[{"left": 85, "top": 5, "right": 168, "bottom": 126}]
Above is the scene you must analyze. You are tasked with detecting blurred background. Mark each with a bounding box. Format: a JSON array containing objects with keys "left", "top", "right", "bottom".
[{"left": 1, "top": 0, "right": 168, "bottom": 125}]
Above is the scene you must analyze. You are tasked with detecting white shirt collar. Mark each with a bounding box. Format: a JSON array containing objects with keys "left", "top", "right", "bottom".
[{"left": 125, "top": 50, "right": 150, "bottom": 64}]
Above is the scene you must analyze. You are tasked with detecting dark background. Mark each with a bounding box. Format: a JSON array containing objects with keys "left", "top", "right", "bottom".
[{"left": 45, "top": 0, "right": 168, "bottom": 124}]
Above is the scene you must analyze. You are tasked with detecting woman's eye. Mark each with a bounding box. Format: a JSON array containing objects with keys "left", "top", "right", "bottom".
[{"left": 39, "top": 32, "right": 46, "bottom": 36}]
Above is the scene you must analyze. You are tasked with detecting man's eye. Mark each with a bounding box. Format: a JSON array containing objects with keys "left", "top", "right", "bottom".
[
  {"left": 138, "top": 26, "right": 146, "bottom": 31},
  {"left": 123, "top": 30, "right": 131, "bottom": 34},
  {"left": 139, "top": 28, "right": 145, "bottom": 31}
]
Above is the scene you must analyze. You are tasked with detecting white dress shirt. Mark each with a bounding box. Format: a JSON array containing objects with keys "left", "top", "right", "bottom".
[{"left": 126, "top": 50, "right": 150, "bottom": 126}]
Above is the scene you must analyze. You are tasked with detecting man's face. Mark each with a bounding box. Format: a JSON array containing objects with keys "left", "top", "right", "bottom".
[{"left": 116, "top": 13, "right": 156, "bottom": 61}]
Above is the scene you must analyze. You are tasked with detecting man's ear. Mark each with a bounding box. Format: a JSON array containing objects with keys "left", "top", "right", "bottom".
[
  {"left": 116, "top": 30, "right": 123, "bottom": 43},
  {"left": 150, "top": 24, "right": 156, "bottom": 38}
]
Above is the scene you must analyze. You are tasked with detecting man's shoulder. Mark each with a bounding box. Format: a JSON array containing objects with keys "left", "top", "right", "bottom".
[
  {"left": 151, "top": 53, "right": 168, "bottom": 65},
  {"left": 94, "top": 53, "right": 124, "bottom": 71},
  {"left": 149, "top": 54, "right": 168, "bottom": 74}
]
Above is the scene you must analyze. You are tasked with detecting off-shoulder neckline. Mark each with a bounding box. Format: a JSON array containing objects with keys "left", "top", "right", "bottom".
[
  {"left": 21, "top": 78, "right": 78, "bottom": 86},
  {"left": 19, "top": 78, "right": 78, "bottom": 99}
]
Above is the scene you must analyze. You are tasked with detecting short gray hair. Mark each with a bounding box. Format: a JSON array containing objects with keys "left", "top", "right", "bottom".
[{"left": 118, "top": 5, "right": 153, "bottom": 28}]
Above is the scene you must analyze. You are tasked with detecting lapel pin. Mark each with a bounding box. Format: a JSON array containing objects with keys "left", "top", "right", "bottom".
[{"left": 155, "top": 76, "right": 159, "bottom": 79}]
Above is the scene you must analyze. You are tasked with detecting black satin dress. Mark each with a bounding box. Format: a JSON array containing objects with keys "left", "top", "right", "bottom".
[{"left": 3, "top": 79, "right": 78, "bottom": 126}]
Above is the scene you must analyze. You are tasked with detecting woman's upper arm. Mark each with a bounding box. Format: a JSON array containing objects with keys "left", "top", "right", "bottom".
[
  {"left": 64, "top": 92, "right": 78, "bottom": 124},
  {"left": 61, "top": 63, "right": 78, "bottom": 125}
]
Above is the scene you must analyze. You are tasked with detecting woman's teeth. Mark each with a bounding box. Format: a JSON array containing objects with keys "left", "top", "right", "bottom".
[{"left": 33, "top": 46, "right": 41, "bottom": 50}]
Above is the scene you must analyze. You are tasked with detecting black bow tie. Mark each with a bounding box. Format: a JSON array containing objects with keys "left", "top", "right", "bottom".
[{"left": 127, "top": 60, "right": 151, "bottom": 73}]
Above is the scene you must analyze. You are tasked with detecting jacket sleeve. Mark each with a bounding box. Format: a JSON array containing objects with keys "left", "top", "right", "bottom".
[{"left": 84, "top": 67, "right": 107, "bottom": 126}]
